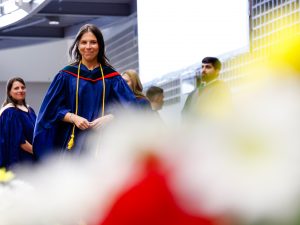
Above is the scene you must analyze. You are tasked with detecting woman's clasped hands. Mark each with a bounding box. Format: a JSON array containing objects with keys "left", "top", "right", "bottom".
[{"left": 72, "top": 114, "right": 114, "bottom": 130}]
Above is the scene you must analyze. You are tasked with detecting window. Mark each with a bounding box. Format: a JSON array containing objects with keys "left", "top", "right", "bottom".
[
  {"left": 291, "top": 2, "right": 295, "bottom": 10},
  {"left": 265, "top": 2, "right": 269, "bottom": 11}
]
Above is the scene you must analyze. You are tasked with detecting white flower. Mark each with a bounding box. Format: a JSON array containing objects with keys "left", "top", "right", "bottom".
[{"left": 172, "top": 71, "right": 300, "bottom": 223}]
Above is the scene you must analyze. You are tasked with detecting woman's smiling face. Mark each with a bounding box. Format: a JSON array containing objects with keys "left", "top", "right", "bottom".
[
  {"left": 78, "top": 31, "right": 99, "bottom": 64},
  {"left": 10, "top": 81, "right": 26, "bottom": 103}
]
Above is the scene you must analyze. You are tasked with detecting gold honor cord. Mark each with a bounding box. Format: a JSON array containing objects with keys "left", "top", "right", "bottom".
[
  {"left": 67, "top": 62, "right": 81, "bottom": 150},
  {"left": 99, "top": 64, "right": 106, "bottom": 117},
  {"left": 67, "top": 62, "right": 106, "bottom": 150}
]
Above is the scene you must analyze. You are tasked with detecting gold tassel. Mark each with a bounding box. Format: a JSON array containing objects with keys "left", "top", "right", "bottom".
[
  {"left": 0, "top": 168, "right": 15, "bottom": 183},
  {"left": 67, "top": 133, "right": 75, "bottom": 150}
]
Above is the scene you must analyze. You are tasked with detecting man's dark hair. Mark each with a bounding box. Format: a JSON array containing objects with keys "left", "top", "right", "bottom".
[
  {"left": 146, "top": 86, "right": 163, "bottom": 101},
  {"left": 202, "top": 57, "right": 222, "bottom": 70}
]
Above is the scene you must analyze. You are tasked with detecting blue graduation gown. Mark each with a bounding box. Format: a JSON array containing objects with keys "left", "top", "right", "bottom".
[
  {"left": 33, "top": 64, "right": 137, "bottom": 160},
  {"left": 136, "top": 96, "right": 151, "bottom": 110},
  {"left": 0, "top": 106, "right": 36, "bottom": 169}
]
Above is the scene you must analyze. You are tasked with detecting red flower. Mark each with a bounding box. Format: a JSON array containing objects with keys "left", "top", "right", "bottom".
[{"left": 98, "top": 155, "right": 218, "bottom": 225}]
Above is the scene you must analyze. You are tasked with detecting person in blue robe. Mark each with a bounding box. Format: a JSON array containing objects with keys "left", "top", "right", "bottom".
[
  {"left": 122, "top": 69, "right": 151, "bottom": 110},
  {"left": 0, "top": 77, "right": 36, "bottom": 169},
  {"left": 33, "top": 24, "right": 137, "bottom": 160}
]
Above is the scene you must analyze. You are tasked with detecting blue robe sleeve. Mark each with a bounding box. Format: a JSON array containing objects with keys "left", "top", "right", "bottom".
[
  {"left": 36, "top": 72, "right": 70, "bottom": 128},
  {"left": 109, "top": 76, "right": 138, "bottom": 109},
  {"left": 33, "top": 72, "right": 70, "bottom": 159},
  {"left": 136, "top": 97, "right": 152, "bottom": 110},
  {"left": 28, "top": 107, "right": 37, "bottom": 121},
  {"left": 0, "top": 109, "right": 26, "bottom": 168}
]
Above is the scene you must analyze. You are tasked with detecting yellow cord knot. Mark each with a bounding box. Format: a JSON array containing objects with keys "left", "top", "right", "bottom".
[{"left": 0, "top": 168, "right": 15, "bottom": 183}]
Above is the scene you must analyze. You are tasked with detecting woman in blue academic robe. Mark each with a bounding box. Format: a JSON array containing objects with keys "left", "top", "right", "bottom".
[
  {"left": 0, "top": 77, "right": 36, "bottom": 169},
  {"left": 33, "top": 24, "right": 137, "bottom": 160}
]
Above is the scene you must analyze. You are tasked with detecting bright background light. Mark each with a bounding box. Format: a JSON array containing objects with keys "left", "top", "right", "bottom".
[{"left": 137, "top": 0, "right": 249, "bottom": 83}]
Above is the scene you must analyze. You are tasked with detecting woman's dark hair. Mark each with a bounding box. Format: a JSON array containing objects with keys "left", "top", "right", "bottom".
[
  {"left": 69, "top": 24, "right": 111, "bottom": 67},
  {"left": 2, "top": 77, "right": 27, "bottom": 107}
]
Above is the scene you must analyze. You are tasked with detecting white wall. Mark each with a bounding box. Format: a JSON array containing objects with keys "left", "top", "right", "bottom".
[
  {"left": 0, "top": 39, "right": 73, "bottom": 112},
  {"left": 0, "top": 39, "right": 70, "bottom": 82}
]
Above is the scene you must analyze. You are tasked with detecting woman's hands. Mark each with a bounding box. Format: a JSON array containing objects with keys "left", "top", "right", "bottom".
[
  {"left": 20, "top": 141, "right": 33, "bottom": 154},
  {"left": 63, "top": 113, "right": 114, "bottom": 130},
  {"left": 89, "top": 114, "right": 114, "bottom": 129},
  {"left": 72, "top": 114, "right": 90, "bottom": 130},
  {"left": 63, "top": 113, "right": 89, "bottom": 130}
]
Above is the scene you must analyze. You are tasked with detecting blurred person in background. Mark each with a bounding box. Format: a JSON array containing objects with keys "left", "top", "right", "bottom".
[
  {"left": 122, "top": 69, "right": 151, "bottom": 110},
  {"left": 33, "top": 24, "right": 137, "bottom": 160},
  {"left": 146, "top": 86, "right": 164, "bottom": 121},
  {"left": 146, "top": 86, "right": 164, "bottom": 111},
  {"left": 0, "top": 77, "right": 36, "bottom": 169},
  {"left": 181, "top": 57, "right": 231, "bottom": 120}
]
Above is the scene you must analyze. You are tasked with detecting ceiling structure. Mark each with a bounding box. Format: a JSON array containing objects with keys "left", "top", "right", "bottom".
[{"left": 0, "top": 0, "right": 136, "bottom": 49}]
